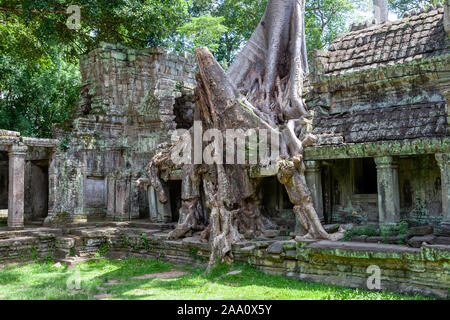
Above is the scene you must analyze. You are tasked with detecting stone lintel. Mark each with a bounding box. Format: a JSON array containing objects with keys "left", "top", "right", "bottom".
[
  {"left": 0, "top": 136, "right": 20, "bottom": 146},
  {"left": 249, "top": 164, "right": 279, "bottom": 178},
  {"left": 0, "top": 130, "right": 20, "bottom": 137},
  {"left": 169, "top": 169, "right": 183, "bottom": 181},
  {"left": 305, "top": 137, "right": 450, "bottom": 161},
  {"left": 435, "top": 153, "right": 450, "bottom": 225},
  {"left": 22, "top": 137, "right": 58, "bottom": 148}
]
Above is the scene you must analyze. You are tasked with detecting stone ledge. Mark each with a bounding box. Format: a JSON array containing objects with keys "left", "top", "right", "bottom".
[
  {"left": 22, "top": 137, "right": 58, "bottom": 148},
  {"left": 305, "top": 240, "right": 420, "bottom": 254},
  {"left": 304, "top": 137, "right": 450, "bottom": 160}
]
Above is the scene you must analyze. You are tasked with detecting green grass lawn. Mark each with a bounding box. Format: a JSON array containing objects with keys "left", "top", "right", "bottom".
[{"left": 0, "top": 257, "right": 430, "bottom": 300}]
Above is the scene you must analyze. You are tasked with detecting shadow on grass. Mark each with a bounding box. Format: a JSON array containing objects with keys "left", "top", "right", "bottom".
[
  {"left": 82, "top": 258, "right": 428, "bottom": 300},
  {"left": 0, "top": 257, "right": 431, "bottom": 300}
]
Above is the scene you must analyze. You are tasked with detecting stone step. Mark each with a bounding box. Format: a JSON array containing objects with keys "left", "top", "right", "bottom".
[{"left": 128, "top": 221, "right": 176, "bottom": 231}]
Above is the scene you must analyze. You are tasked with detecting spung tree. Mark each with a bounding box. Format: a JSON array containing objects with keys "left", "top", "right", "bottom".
[{"left": 138, "top": 0, "right": 348, "bottom": 270}]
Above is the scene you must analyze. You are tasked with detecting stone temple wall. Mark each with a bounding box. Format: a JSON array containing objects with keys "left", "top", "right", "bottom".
[{"left": 48, "top": 43, "right": 196, "bottom": 224}]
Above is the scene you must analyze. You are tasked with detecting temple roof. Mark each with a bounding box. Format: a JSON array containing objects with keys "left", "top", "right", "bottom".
[
  {"left": 324, "top": 6, "right": 449, "bottom": 76},
  {"left": 312, "top": 102, "right": 447, "bottom": 144}
]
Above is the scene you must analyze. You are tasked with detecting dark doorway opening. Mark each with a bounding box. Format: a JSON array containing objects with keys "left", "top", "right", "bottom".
[
  {"left": 29, "top": 160, "right": 49, "bottom": 220},
  {"left": 174, "top": 96, "right": 194, "bottom": 130},
  {"left": 354, "top": 158, "right": 378, "bottom": 194},
  {"left": 168, "top": 180, "right": 182, "bottom": 223}
]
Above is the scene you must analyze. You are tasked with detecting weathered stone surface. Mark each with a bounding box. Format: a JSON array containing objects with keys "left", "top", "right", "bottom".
[
  {"left": 302, "top": 6, "right": 449, "bottom": 230},
  {"left": 47, "top": 44, "right": 197, "bottom": 224},
  {"left": 263, "top": 230, "right": 278, "bottom": 238},
  {"left": 266, "top": 241, "right": 286, "bottom": 254},
  {"left": 408, "top": 235, "right": 437, "bottom": 248},
  {"left": 366, "top": 236, "right": 384, "bottom": 243},
  {"left": 350, "top": 235, "right": 367, "bottom": 242},
  {"left": 324, "top": 7, "right": 448, "bottom": 76},
  {"left": 434, "top": 236, "right": 450, "bottom": 245},
  {"left": 8, "top": 144, "right": 27, "bottom": 229},
  {"left": 434, "top": 225, "right": 450, "bottom": 236},
  {"left": 408, "top": 226, "right": 434, "bottom": 237},
  {"left": 313, "top": 103, "right": 447, "bottom": 144}
]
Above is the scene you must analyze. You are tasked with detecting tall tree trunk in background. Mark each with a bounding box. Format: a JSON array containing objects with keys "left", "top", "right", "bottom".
[
  {"left": 227, "top": 0, "right": 309, "bottom": 126},
  {"left": 373, "top": 0, "right": 389, "bottom": 24}
]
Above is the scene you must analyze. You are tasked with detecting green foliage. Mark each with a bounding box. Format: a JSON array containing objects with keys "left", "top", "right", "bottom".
[
  {"left": 388, "top": 0, "right": 445, "bottom": 16},
  {"left": 0, "top": 0, "right": 192, "bottom": 62},
  {"left": 0, "top": 52, "right": 80, "bottom": 138},
  {"left": 178, "top": 14, "right": 228, "bottom": 53},
  {"left": 96, "top": 243, "right": 109, "bottom": 257},
  {"left": 344, "top": 225, "right": 379, "bottom": 240},
  {"left": 305, "top": 0, "right": 368, "bottom": 53},
  {"left": 188, "top": 246, "right": 207, "bottom": 262}
]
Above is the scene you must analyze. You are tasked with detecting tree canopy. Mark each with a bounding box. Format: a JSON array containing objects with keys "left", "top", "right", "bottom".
[
  {"left": 0, "top": 0, "right": 191, "bottom": 63},
  {"left": 388, "top": 0, "right": 445, "bottom": 16}
]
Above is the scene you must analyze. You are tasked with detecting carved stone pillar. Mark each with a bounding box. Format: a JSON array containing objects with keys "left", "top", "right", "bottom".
[
  {"left": 374, "top": 156, "right": 400, "bottom": 224},
  {"left": 46, "top": 149, "right": 57, "bottom": 219},
  {"left": 305, "top": 160, "right": 324, "bottom": 222},
  {"left": 115, "top": 174, "right": 131, "bottom": 221},
  {"left": 106, "top": 173, "right": 116, "bottom": 220},
  {"left": 444, "top": 0, "right": 450, "bottom": 35},
  {"left": 147, "top": 185, "right": 172, "bottom": 223},
  {"left": 435, "top": 153, "right": 450, "bottom": 225},
  {"left": 8, "top": 144, "right": 27, "bottom": 229},
  {"left": 148, "top": 186, "right": 158, "bottom": 222}
]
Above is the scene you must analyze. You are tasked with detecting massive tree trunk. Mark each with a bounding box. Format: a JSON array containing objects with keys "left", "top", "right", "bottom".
[
  {"left": 227, "top": 0, "right": 309, "bottom": 126},
  {"left": 138, "top": 0, "right": 345, "bottom": 270}
]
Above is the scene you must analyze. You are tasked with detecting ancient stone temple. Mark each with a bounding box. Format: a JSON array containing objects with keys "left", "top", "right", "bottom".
[
  {"left": 303, "top": 5, "right": 450, "bottom": 228},
  {"left": 0, "top": 2, "right": 449, "bottom": 299},
  {"left": 46, "top": 43, "right": 196, "bottom": 225}
]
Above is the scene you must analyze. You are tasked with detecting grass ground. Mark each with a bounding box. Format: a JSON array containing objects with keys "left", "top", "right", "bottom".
[{"left": 0, "top": 257, "right": 430, "bottom": 300}]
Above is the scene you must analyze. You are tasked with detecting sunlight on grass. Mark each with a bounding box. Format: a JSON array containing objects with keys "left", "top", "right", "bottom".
[{"left": 0, "top": 258, "right": 431, "bottom": 300}]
